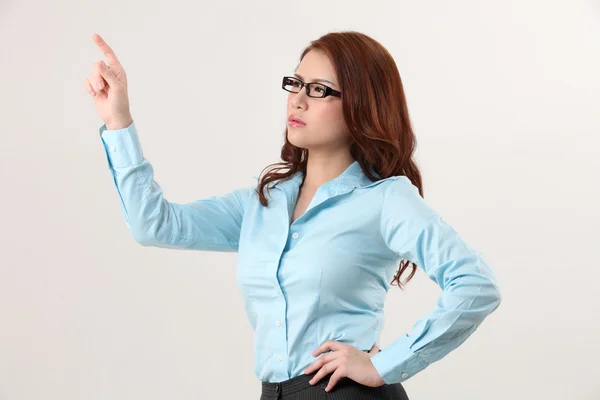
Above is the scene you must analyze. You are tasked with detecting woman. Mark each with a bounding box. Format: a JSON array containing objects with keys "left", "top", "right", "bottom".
[{"left": 85, "top": 31, "right": 502, "bottom": 400}]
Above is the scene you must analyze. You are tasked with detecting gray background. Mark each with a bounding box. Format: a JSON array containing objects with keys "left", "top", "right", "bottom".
[{"left": 1, "top": 0, "right": 599, "bottom": 399}]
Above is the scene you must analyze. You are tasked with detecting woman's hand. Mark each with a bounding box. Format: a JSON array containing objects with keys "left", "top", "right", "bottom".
[
  {"left": 84, "top": 33, "right": 132, "bottom": 130},
  {"left": 303, "top": 340, "right": 386, "bottom": 392}
]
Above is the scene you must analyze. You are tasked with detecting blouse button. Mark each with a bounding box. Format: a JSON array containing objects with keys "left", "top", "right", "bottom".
[
  {"left": 292, "top": 232, "right": 299, "bottom": 239},
  {"left": 401, "top": 372, "right": 409, "bottom": 379}
]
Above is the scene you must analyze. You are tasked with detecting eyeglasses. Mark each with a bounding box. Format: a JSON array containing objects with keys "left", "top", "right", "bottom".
[{"left": 281, "top": 76, "right": 341, "bottom": 98}]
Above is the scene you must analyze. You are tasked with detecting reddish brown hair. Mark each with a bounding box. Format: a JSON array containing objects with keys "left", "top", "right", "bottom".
[{"left": 256, "top": 31, "right": 424, "bottom": 290}]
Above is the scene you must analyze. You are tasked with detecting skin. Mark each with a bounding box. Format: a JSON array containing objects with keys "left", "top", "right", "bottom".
[
  {"left": 86, "top": 35, "right": 385, "bottom": 391},
  {"left": 304, "top": 341, "right": 385, "bottom": 391},
  {"left": 286, "top": 49, "right": 356, "bottom": 193},
  {"left": 84, "top": 33, "right": 133, "bottom": 131}
]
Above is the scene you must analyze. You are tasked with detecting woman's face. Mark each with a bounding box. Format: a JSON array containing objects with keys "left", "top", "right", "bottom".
[{"left": 286, "top": 50, "right": 349, "bottom": 152}]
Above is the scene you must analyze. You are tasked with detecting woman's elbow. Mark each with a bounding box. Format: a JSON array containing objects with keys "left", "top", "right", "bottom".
[{"left": 130, "top": 226, "right": 156, "bottom": 246}]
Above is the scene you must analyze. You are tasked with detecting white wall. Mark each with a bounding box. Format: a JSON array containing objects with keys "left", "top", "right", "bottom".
[{"left": 1, "top": 0, "right": 599, "bottom": 398}]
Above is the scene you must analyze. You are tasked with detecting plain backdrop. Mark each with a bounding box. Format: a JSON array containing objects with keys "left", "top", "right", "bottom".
[{"left": 1, "top": 1, "right": 599, "bottom": 399}]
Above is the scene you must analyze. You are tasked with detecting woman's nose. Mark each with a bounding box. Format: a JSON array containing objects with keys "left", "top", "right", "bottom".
[{"left": 291, "top": 87, "right": 308, "bottom": 108}]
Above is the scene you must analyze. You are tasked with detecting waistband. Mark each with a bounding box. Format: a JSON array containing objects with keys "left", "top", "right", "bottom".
[{"left": 261, "top": 349, "right": 374, "bottom": 397}]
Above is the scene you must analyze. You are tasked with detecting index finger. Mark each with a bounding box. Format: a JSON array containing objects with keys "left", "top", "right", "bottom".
[{"left": 92, "top": 33, "right": 122, "bottom": 68}]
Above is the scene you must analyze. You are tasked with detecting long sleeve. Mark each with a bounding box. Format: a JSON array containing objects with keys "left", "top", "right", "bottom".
[
  {"left": 370, "top": 176, "right": 502, "bottom": 384},
  {"left": 98, "top": 120, "right": 254, "bottom": 252}
]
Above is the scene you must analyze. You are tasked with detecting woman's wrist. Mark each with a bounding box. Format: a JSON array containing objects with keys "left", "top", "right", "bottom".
[{"left": 106, "top": 115, "right": 133, "bottom": 130}]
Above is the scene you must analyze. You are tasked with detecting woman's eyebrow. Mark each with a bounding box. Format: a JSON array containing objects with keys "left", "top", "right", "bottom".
[{"left": 293, "top": 73, "right": 336, "bottom": 86}]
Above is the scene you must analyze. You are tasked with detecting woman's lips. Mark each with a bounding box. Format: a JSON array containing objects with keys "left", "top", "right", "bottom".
[
  {"left": 288, "top": 115, "right": 307, "bottom": 127},
  {"left": 288, "top": 120, "right": 307, "bottom": 127}
]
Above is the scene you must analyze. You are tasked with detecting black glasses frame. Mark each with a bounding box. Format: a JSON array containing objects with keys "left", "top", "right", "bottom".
[{"left": 282, "top": 76, "right": 342, "bottom": 98}]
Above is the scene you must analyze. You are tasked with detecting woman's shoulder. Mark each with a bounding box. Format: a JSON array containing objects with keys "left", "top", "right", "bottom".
[
  {"left": 379, "top": 175, "right": 437, "bottom": 221},
  {"left": 361, "top": 174, "right": 415, "bottom": 194}
]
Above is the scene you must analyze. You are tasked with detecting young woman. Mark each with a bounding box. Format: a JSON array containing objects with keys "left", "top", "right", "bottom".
[{"left": 86, "top": 31, "right": 502, "bottom": 400}]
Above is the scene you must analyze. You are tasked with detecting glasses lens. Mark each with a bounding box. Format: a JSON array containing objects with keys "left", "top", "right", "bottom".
[
  {"left": 307, "top": 83, "right": 326, "bottom": 98},
  {"left": 283, "top": 77, "right": 302, "bottom": 93}
]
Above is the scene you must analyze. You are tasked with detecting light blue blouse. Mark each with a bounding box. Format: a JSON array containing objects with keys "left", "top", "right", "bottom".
[{"left": 98, "top": 120, "right": 502, "bottom": 385}]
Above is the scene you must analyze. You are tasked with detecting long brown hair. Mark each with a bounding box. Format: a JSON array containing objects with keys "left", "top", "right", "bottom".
[{"left": 256, "top": 31, "right": 424, "bottom": 290}]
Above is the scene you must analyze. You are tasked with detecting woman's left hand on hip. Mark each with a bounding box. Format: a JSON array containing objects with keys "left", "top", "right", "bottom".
[{"left": 303, "top": 340, "right": 386, "bottom": 392}]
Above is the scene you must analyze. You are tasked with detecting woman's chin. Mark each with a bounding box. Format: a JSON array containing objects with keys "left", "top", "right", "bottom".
[{"left": 287, "top": 133, "right": 311, "bottom": 149}]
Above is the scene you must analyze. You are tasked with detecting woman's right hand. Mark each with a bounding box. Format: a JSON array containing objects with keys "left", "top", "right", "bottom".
[{"left": 85, "top": 33, "right": 133, "bottom": 130}]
